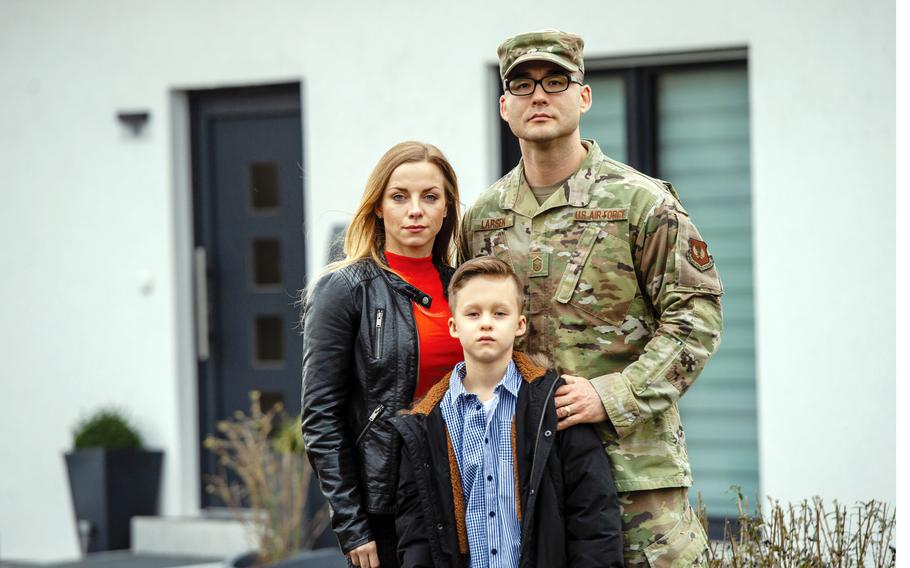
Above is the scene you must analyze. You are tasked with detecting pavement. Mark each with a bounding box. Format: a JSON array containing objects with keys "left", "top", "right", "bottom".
[{"left": 0, "top": 552, "right": 222, "bottom": 568}]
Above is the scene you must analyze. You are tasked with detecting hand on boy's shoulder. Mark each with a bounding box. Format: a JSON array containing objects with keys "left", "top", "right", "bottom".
[{"left": 554, "top": 375, "right": 607, "bottom": 431}]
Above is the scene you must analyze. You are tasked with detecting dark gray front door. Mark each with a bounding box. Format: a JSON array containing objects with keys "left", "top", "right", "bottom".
[{"left": 190, "top": 84, "right": 305, "bottom": 506}]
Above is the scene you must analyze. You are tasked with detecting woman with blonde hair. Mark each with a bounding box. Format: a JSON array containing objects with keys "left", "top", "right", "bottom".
[{"left": 302, "top": 141, "right": 463, "bottom": 568}]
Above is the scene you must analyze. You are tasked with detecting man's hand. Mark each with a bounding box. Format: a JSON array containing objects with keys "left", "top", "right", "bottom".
[
  {"left": 554, "top": 375, "right": 607, "bottom": 431},
  {"left": 348, "top": 540, "right": 380, "bottom": 568}
]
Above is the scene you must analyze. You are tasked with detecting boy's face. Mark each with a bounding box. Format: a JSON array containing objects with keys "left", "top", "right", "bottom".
[{"left": 449, "top": 275, "right": 526, "bottom": 364}]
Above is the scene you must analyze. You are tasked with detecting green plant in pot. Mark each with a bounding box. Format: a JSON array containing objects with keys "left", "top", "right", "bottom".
[
  {"left": 205, "top": 391, "right": 336, "bottom": 568},
  {"left": 65, "top": 407, "right": 163, "bottom": 553}
]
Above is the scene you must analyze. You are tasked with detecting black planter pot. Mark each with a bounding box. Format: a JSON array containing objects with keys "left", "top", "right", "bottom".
[
  {"left": 64, "top": 448, "right": 163, "bottom": 552},
  {"left": 226, "top": 548, "right": 346, "bottom": 568}
]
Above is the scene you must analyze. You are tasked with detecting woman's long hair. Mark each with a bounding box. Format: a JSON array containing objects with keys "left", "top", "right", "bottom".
[{"left": 309, "top": 141, "right": 462, "bottom": 293}]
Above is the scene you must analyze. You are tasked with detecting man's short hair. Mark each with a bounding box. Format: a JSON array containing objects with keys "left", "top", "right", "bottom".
[{"left": 448, "top": 256, "right": 524, "bottom": 310}]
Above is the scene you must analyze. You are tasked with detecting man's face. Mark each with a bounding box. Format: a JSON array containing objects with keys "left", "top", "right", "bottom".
[
  {"left": 499, "top": 61, "right": 592, "bottom": 144},
  {"left": 449, "top": 276, "right": 526, "bottom": 365}
]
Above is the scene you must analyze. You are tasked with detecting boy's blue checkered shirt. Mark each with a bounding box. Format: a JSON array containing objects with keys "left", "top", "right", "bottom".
[{"left": 440, "top": 360, "right": 522, "bottom": 568}]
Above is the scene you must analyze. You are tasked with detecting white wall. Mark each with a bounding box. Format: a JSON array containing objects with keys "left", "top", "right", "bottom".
[
  {"left": 747, "top": 0, "right": 895, "bottom": 509},
  {"left": 0, "top": 0, "right": 894, "bottom": 561}
]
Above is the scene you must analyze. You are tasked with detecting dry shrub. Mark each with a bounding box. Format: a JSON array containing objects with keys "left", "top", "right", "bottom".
[
  {"left": 204, "top": 391, "right": 329, "bottom": 566},
  {"left": 697, "top": 489, "right": 895, "bottom": 567}
]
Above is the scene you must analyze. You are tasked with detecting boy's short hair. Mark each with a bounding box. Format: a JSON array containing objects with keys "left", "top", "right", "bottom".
[{"left": 448, "top": 256, "right": 524, "bottom": 310}]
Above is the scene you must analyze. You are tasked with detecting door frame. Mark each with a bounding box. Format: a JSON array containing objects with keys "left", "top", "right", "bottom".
[{"left": 171, "top": 81, "right": 305, "bottom": 512}]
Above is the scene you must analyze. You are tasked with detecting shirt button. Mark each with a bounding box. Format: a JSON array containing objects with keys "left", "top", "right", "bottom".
[
  {"left": 489, "top": 511, "right": 496, "bottom": 517},
  {"left": 436, "top": 524, "right": 444, "bottom": 531},
  {"left": 487, "top": 475, "right": 493, "bottom": 481},
  {"left": 544, "top": 430, "right": 552, "bottom": 437},
  {"left": 491, "top": 549, "right": 498, "bottom": 555},
  {"left": 476, "top": 404, "right": 482, "bottom": 411},
  {"left": 421, "top": 297, "right": 429, "bottom": 305},
  {"left": 484, "top": 438, "right": 489, "bottom": 444}
]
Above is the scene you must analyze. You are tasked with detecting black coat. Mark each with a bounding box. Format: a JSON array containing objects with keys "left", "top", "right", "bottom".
[
  {"left": 390, "top": 352, "right": 624, "bottom": 568},
  {"left": 301, "top": 258, "right": 454, "bottom": 553}
]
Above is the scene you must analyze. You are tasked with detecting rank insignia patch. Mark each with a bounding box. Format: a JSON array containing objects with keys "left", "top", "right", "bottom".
[
  {"left": 529, "top": 251, "right": 549, "bottom": 277},
  {"left": 687, "top": 238, "right": 714, "bottom": 271}
]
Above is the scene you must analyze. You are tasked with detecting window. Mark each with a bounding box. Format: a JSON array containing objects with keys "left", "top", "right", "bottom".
[{"left": 498, "top": 50, "right": 758, "bottom": 529}]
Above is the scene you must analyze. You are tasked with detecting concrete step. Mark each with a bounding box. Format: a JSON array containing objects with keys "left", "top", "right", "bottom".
[
  {"left": 131, "top": 517, "right": 252, "bottom": 559},
  {"left": 0, "top": 552, "right": 222, "bottom": 568}
]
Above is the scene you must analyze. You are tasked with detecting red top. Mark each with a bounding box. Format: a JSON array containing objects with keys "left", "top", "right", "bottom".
[{"left": 386, "top": 252, "right": 463, "bottom": 401}]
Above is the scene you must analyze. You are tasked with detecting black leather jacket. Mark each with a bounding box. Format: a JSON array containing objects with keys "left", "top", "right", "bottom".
[{"left": 301, "top": 258, "right": 454, "bottom": 553}]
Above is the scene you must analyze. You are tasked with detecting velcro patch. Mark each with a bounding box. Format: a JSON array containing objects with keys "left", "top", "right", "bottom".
[
  {"left": 472, "top": 214, "right": 514, "bottom": 231},
  {"left": 529, "top": 251, "right": 549, "bottom": 277},
  {"left": 687, "top": 238, "right": 714, "bottom": 271},
  {"left": 574, "top": 208, "right": 627, "bottom": 222}
]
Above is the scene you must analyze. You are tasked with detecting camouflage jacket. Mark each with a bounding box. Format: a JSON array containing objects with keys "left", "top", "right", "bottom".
[{"left": 459, "top": 141, "right": 723, "bottom": 492}]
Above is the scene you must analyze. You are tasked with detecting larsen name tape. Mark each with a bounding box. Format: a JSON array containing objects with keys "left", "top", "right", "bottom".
[{"left": 473, "top": 215, "right": 514, "bottom": 230}]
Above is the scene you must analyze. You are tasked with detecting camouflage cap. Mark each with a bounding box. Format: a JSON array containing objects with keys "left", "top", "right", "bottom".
[{"left": 497, "top": 30, "right": 585, "bottom": 80}]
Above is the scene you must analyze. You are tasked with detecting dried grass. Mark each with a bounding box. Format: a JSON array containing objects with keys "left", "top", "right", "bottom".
[
  {"left": 697, "top": 489, "right": 895, "bottom": 567},
  {"left": 203, "top": 391, "right": 330, "bottom": 566}
]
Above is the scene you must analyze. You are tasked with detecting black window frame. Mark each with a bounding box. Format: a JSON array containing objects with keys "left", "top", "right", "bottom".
[{"left": 496, "top": 47, "right": 749, "bottom": 180}]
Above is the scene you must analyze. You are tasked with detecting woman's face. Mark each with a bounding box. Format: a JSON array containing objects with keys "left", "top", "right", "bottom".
[{"left": 378, "top": 161, "right": 447, "bottom": 258}]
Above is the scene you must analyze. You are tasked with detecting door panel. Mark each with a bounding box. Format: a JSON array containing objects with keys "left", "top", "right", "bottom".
[{"left": 190, "top": 85, "right": 305, "bottom": 506}]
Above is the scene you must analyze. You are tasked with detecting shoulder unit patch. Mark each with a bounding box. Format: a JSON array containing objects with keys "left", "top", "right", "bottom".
[{"left": 686, "top": 238, "right": 714, "bottom": 271}]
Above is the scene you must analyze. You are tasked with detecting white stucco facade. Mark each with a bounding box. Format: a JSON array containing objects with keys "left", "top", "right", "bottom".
[{"left": 0, "top": 0, "right": 894, "bottom": 561}]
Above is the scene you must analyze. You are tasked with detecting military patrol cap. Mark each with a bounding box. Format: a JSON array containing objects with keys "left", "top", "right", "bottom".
[{"left": 497, "top": 30, "right": 585, "bottom": 80}]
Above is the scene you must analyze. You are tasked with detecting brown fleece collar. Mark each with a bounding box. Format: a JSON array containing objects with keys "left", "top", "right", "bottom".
[
  {"left": 408, "top": 351, "right": 546, "bottom": 554},
  {"left": 409, "top": 351, "right": 547, "bottom": 416},
  {"left": 445, "top": 429, "right": 469, "bottom": 554}
]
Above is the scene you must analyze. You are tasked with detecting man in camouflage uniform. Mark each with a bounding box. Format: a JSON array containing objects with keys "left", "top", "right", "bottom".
[{"left": 460, "top": 30, "right": 724, "bottom": 567}]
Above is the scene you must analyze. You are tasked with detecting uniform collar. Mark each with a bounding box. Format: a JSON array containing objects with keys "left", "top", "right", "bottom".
[{"left": 500, "top": 139, "right": 603, "bottom": 216}]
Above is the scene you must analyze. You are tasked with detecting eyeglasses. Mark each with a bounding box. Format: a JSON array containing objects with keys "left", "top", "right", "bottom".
[{"left": 504, "top": 74, "right": 583, "bottom": 96}]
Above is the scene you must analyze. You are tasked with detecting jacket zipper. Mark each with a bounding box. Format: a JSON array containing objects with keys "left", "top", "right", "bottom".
[
  {"left": 375, "top": 266, "right": 425, "bottom": 399},
  {"left": 516, "top": 376, "right": 560, "bottom": 561},
  {"left": 413, "top": 306, "right": 420, "bottom": 398},
  {"left": 373, "top": 308, "right": 385, "bottom": 359},
  {"left": 356, "top": 403, "right": 386, "bottom": 446},
  {"left": 529, "top": 377, "right": 560, "bottom": 493}
]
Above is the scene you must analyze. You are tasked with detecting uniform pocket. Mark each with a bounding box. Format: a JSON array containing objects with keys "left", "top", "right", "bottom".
[
  {"left": 471, "top": 227, "right": 512, "bottom": 264},
  {"left": 643, "top": 504, "right": 708, "bottom": 567},
  {"left": 554, "top": 224, "right": 638, "bottom": 326}
]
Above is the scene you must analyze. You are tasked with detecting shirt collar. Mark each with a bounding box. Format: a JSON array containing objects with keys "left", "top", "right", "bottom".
[
  {"left": 449, "top": 359, "right": 522, "bottom": 403},
  {"left": 500, "top": 139, "right": 602, "bottom": 214}
]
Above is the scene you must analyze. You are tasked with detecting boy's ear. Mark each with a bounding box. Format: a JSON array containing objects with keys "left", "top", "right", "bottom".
[
  {"left": 448, "top": 316, "right": 458, "bottom": 339},
  {"left": 515, "top": 314, "right": 527, "bottom": 338}
]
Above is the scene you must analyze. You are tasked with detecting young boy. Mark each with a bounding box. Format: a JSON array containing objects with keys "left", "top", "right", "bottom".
[{"left": 391, "top": 257, "right": 624, "bottom": 568}]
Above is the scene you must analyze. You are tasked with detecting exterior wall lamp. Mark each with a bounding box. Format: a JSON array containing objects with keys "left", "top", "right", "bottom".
[{"left": 116, "top": 111, "right": 150, "bottom": 135}]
